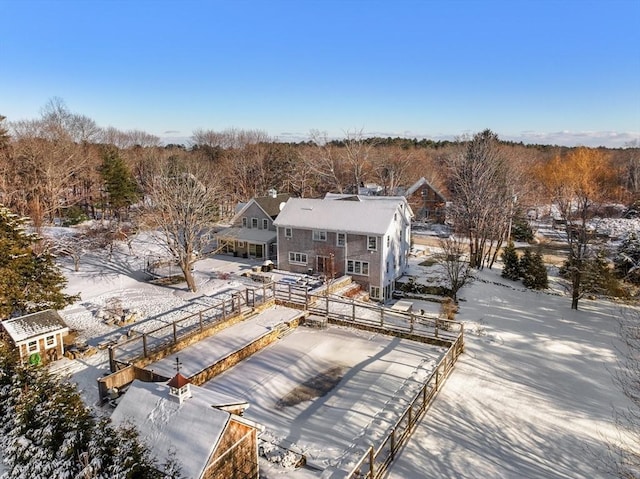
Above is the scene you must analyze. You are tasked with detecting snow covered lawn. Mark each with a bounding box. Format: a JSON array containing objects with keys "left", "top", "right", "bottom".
[{"left": 387, "top": 268, "right": 638, "bottom": 479}]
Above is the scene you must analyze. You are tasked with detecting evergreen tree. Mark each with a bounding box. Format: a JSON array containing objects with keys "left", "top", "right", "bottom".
[
  {"left": 614, "top": 232, "right": 640, "bottom": 284},
  {"left": 560, "top": 250, "right": 621, "bottom": 297},
  {"left": 0, "top": 205, "right": 78, "bottom": 318},
  {"left": 100, "top": 146, "right": 140, "bottom": 219},
  {"left": 501, "top": 241, "right": 521, "bottom": 280},
  {"left": 521, "top": 251, "right": 548, "bottom": 289},
  {"left": 0, "top": 344, "right": 180, "bottom": 479}
]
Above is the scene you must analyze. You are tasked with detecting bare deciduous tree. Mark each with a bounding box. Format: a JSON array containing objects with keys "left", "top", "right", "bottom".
[
  {"left": 535, "top": 147, "right": 616, "bottom": 309},
  {"left": 446, "top": 129, "right": 516, "bottom": 269},
  {"left": 438, "top": 235, "right": 473, "bottom": 302},
  {"left": 144, "top": 158, "right": 221, "bottom": 292},
  {"left": 601, "top": 308, "right": 640, "bottom": 479}
]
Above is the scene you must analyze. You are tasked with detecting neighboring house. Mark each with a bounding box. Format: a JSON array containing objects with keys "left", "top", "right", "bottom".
[
  {"left": 1, "top": 309, "right": 69, "bottom": 364},
  {"left": 400, "top": 177, "right": 448, "bottom": 223},
  {"left": 111, "top": 374, "right": 262, "bottom": 479},
  {"left": 273, "top": 195, "right": 413, "bottom": 302},
  {"left": 215, "top": 189, "right": 291, "bottom": 260}
]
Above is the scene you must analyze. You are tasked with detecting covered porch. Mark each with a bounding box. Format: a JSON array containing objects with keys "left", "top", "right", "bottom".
[{"left": 214, "top": 227, "right": 276, "bottom": 260}]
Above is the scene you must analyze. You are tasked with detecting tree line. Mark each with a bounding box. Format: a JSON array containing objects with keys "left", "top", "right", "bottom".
[{"left": 1, "top": 99, "right": 639, "bottom": 308}]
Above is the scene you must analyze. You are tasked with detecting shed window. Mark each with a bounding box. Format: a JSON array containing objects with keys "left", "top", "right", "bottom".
[
  {"left": 45, "top": 335, "right": 55, "bottom": 347},
  {"left": 27, "top": 340, "right": 38, "bottom": 353}
]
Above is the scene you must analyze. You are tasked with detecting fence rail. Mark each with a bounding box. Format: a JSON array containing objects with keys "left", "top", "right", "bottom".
[
  {"left": 343, "top": 333, "right": 464, "bottom": 479},
  {"left": 108, "top": 283, "right": 276, "bottom": 371}
]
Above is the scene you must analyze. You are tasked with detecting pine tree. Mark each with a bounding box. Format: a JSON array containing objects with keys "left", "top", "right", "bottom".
[
  {"left": 0, "top": 343, "right": 178, "bottom": 479},
  {"left": 0, "top": 205, "right": 78, "bottom": 318},
  {"left": 501, "top": 241, "right": 521, "bottom": 280},
  {"left": 522, "top": 251, "right": 548, "bottom": 289},
  {"left": 614, "top": 232, "right": 640, "bottom": 284},
  {"left": 100, "top": 146, "right": 140, "bottom": 219}
]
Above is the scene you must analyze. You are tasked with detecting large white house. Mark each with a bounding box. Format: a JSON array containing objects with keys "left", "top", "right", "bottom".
[{"left": 273, "top": 195, "right": 413, "bottom": 302}]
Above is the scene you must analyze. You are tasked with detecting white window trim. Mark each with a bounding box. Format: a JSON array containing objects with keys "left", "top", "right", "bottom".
[
  {"left": 262, "top": 218, "right": 269, "bottom": 230},
  {"left": 367, "top": 235, "right": 378, "bottom": 251},
  {"left": 347, "top": 260, "right": 369, "bottom": 276},
  {"left": 251, "top": 217, "right": 258, "bottom": 229},
  {"left": 237, "top": 241, "right": 245, "bottom": 247},
  {"left": 289, "top": 252, "right": 308, "bottom": 265},
  {"left": 312, "top": 230, "right": 327, "bottom": 241},
  {"left": 336, "top": 232, "right": 346, "bottom": 247},
  {"left": 45, "top": 335, "right": 56, "bottom": 348},
  {"left": 370, "top": 286, "right": 380, "bottom": 299},
  {"left": 242, "top": 217, "right": 248, "bottom": 227},
  {"left": 284, "top": 227, "right": 292, "bottom": 238}
]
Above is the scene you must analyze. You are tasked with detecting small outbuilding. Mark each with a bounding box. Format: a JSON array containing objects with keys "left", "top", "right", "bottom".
[
  {"left": 111, "top": 376, "right": 262, "bottom": 479},
  {"left": 1, "top": 309, "right": 69, "bottom": 364}
]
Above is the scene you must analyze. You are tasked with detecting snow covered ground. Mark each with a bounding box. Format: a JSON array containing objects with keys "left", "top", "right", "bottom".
[
  {"left": 2, "top": 224, "right": 638, "bottom": 478},
  {"left": 387, "top": 268, "right": 638, "bottom": 479}
]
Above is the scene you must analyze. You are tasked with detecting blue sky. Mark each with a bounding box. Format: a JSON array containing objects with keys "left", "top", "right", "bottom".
[{"left": 1, "top": 0, "right": 639, "bottom": 147}]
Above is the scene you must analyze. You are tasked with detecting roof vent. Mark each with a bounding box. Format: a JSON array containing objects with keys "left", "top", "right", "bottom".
[{"left": 268, "top": 188, "right": 277, "bottom": 198}]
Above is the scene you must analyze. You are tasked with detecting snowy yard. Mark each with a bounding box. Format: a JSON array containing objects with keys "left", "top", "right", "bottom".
[
  {"left": 2, "top": 224, "right": 637, "bottom": 478},
  {"left": 387, "top": 268, "right": 638, "bottom": 479}
]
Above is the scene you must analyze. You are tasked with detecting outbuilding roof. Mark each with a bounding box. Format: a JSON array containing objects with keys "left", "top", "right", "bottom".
[
  {"left": 2, "top": 309, "right": 69, "bottom": 343},
  {"left": 111, "top": 380, "right": 232, "bottom": 479},
  {"left": 274, "top": 197, "right": 408, "bottom": 235}
]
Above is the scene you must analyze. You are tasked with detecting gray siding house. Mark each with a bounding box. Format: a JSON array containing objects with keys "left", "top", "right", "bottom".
[
  {"left": 273, "top": 195, "right": 412, "bottom": 302},
  {"left": 215, "top": 189, "right": 291, "bottom": 260}
]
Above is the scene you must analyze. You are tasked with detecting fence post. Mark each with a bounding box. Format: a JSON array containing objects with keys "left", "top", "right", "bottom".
[
  {"left": 172, "top": 322, "right": 177, "bottom": 343},
  {"left": 435, "top": 369, "right": 439, "bottom": 391},
  {"left": 199, "top": 311, "right": 203, "bottom": 332},
  {"left": 410, "top": 313, "right": 414, "bottom": 333},
  {"left": 460, "top": 323, "right": 465, "bottom": 353},
  {"left": 391, "top": 428, "right": 396, "bottom": 459},
  {"left": 435, "top": 319, "right": 439, "bottom": 338},
  {"left": 326, "top": 294, "right": 329, "bottom": 316},
  {"left": 369, "top": 446, "right": 375, "bottom": 478},
  {"left": 108, "top": 347, "right": 115, "bottom": 373},
  {"left": 142, "top": 333, "right": 148, "bottom": 358},
  {"left": 352, "top": 298, "right": 356, "bottom": 322}
]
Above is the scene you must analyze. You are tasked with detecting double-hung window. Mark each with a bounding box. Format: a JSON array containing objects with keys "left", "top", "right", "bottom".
[
  {"left": 367, "top": 236, "right": 378, "bottom": 251},
  {"left": 284, "top": 227, "right": 292, "bottom": 238},
  {"left": 312, "top": 230, "right": 327, "bottom": 241},
  {"left": 336, "top": 233, "right": 346, "bottom": 247}
]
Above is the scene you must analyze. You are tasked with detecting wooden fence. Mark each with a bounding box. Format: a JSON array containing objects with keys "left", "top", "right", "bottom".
[
  {"left": 342, "top": 333, "right": 464, "bottom": 479},
  {"left": 108, "top": 283, "right": 276, "bottom": 371}
]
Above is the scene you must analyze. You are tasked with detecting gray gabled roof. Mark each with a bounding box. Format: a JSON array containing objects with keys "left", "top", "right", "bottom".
[
  {"left": 2, "top": 309, "right": 69, "bottom": 343},
  {"left": 215, "top": 227, "right": 276, "bottom": 243},
  {"left": 404, "top": 177, "right": 447, "bottom": 201},
  {"left": 274, "top": 197, "right": 408, "bottom": 235}
]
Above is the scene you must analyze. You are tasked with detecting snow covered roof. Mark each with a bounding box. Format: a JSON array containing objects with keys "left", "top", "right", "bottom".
[
  {"left": 274, "top": 197, "right": 408, "bottom": 235},
  {"left": 110, "top": 380, "right": 232, "bottom": 479},
  {"left": 215, "top": 226, "right": 277, "bottom": 243},
  {"left": 2, "top": 309, "right": 69, "bottom": 343}
]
